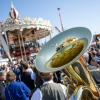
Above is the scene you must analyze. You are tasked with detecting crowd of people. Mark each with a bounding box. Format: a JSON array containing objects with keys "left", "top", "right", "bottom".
[
  {"left": 83, "top": 43, "right": 100, "bottom": 69},
  {"left": 0, "top": 35, "right": 100, "bottom": 100},
  {"left": 0, "top": 61, "right": 68, "bottom": 100},
  {"left": 83, "top": 36, "right": 100, "bottom": 88}
]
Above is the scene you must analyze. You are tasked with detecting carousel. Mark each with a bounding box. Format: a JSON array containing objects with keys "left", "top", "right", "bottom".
[{"left": 0, "top": 3, "right": 52, "bottom": 62}]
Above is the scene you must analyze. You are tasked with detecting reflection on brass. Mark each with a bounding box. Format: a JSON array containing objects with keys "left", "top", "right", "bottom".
[
  {"left": 63, "top": 60, "right": 100, "bottom": 99},
  {"left": 71, "top": 61, "right": 89, "bottom": 85},
  {"left": 81, "top": 89, "right": 97, "bottom": 100},
  {"left": 47, "top": 38, "right": 85, "bottom": 68},
  {"left": 64, "top": 65, "right": 84, "bottom": 85}
]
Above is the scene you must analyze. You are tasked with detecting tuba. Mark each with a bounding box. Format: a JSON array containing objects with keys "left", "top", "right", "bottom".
[
  {"left": 63, "top": 57, "right": 100, "bottom": 99},
  {"left": 35, "top": 27, "right": 100, "bottom": 99}
]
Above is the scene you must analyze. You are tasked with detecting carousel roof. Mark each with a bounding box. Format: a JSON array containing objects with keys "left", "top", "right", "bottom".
[
  {"left": 2, "top": 17, "right": 52, "bottom": 32},
  {"left": 1, "top": 3, "right": 52, "bottom": 40}
]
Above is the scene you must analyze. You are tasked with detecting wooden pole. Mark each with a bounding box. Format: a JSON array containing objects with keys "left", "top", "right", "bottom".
[
  {"left": 18, "top": 34, "right": 23, "bottom": 60},
  {"left": 20, "top": 29, "right": 27, "bottom": 62}
]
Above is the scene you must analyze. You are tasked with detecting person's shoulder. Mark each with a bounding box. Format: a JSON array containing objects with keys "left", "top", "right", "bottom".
[
  {"left": 27, "top": 68, "right": 33, "bottom": 72},
  {"left": 6, "top": 81, "right": 20, "bottom": 89},
  {"left": 19, "top": 81, "right": 26, "bottom": 85},
  {"left": 11, "top": 81, "right": 24, "bottom": 86},
  {"left": 12, "top": 81, "right": 21, "bottom": 86},
  {"left": 59, "top": 83, "right": 67, "bottom": 89},
  {"left": 31, "top": 88, "right": 42, "bottom": 100},
  {"left": 10, "top": 81, "right": 27, "bottom": 90},
  {"left": 34, "top": 88, "right": 41, "bottom": 93}
]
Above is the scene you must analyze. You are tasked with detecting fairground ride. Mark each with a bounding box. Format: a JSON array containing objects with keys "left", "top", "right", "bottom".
[{"left": 0, "top": 3, "right": 52, "bottom": 62}]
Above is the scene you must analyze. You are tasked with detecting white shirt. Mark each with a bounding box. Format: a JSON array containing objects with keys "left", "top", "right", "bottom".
[
  {"left": 31, "top": 80, "right": 67, "bottom": 100},
  {"left": 26, "top": 68, "right": 36, "bottom": 81},
  {"left": 31, "top": 88, "right": 42, "bottom": 100},
  {"left": 83, "top": 52, "right": 89, "bottom": 62}
]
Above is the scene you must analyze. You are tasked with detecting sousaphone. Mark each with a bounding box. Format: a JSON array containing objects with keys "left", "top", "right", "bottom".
[
  {"left": 36, "top": 27, "right": 92, "bottom": 72},
  {"left": 35, "top": 27, "right": 100, "bottom": 99}
]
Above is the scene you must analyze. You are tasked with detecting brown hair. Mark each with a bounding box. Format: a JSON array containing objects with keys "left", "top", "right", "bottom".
[
  {"left": 40, "top": 72, "right": 53, "bottom": 81},
  {"left": 6, "top": 71, "right": 16, "bottom": 82},
  {"left": 21, "top": 62, "right": 28, "bottom": 69}
]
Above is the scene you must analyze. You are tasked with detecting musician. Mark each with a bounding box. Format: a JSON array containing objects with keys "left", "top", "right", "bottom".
[{"left": 31, "top": 72, "right": 67, "bottom": 100}]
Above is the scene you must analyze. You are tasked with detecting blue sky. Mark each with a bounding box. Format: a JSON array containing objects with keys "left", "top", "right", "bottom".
[{"left": 0, "top": 0, "right": 100, "bottom": 35}]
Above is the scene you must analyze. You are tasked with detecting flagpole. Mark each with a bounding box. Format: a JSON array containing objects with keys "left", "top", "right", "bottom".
[{"left": 57, "top": 8, "right": 64, "bottom": 32}]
